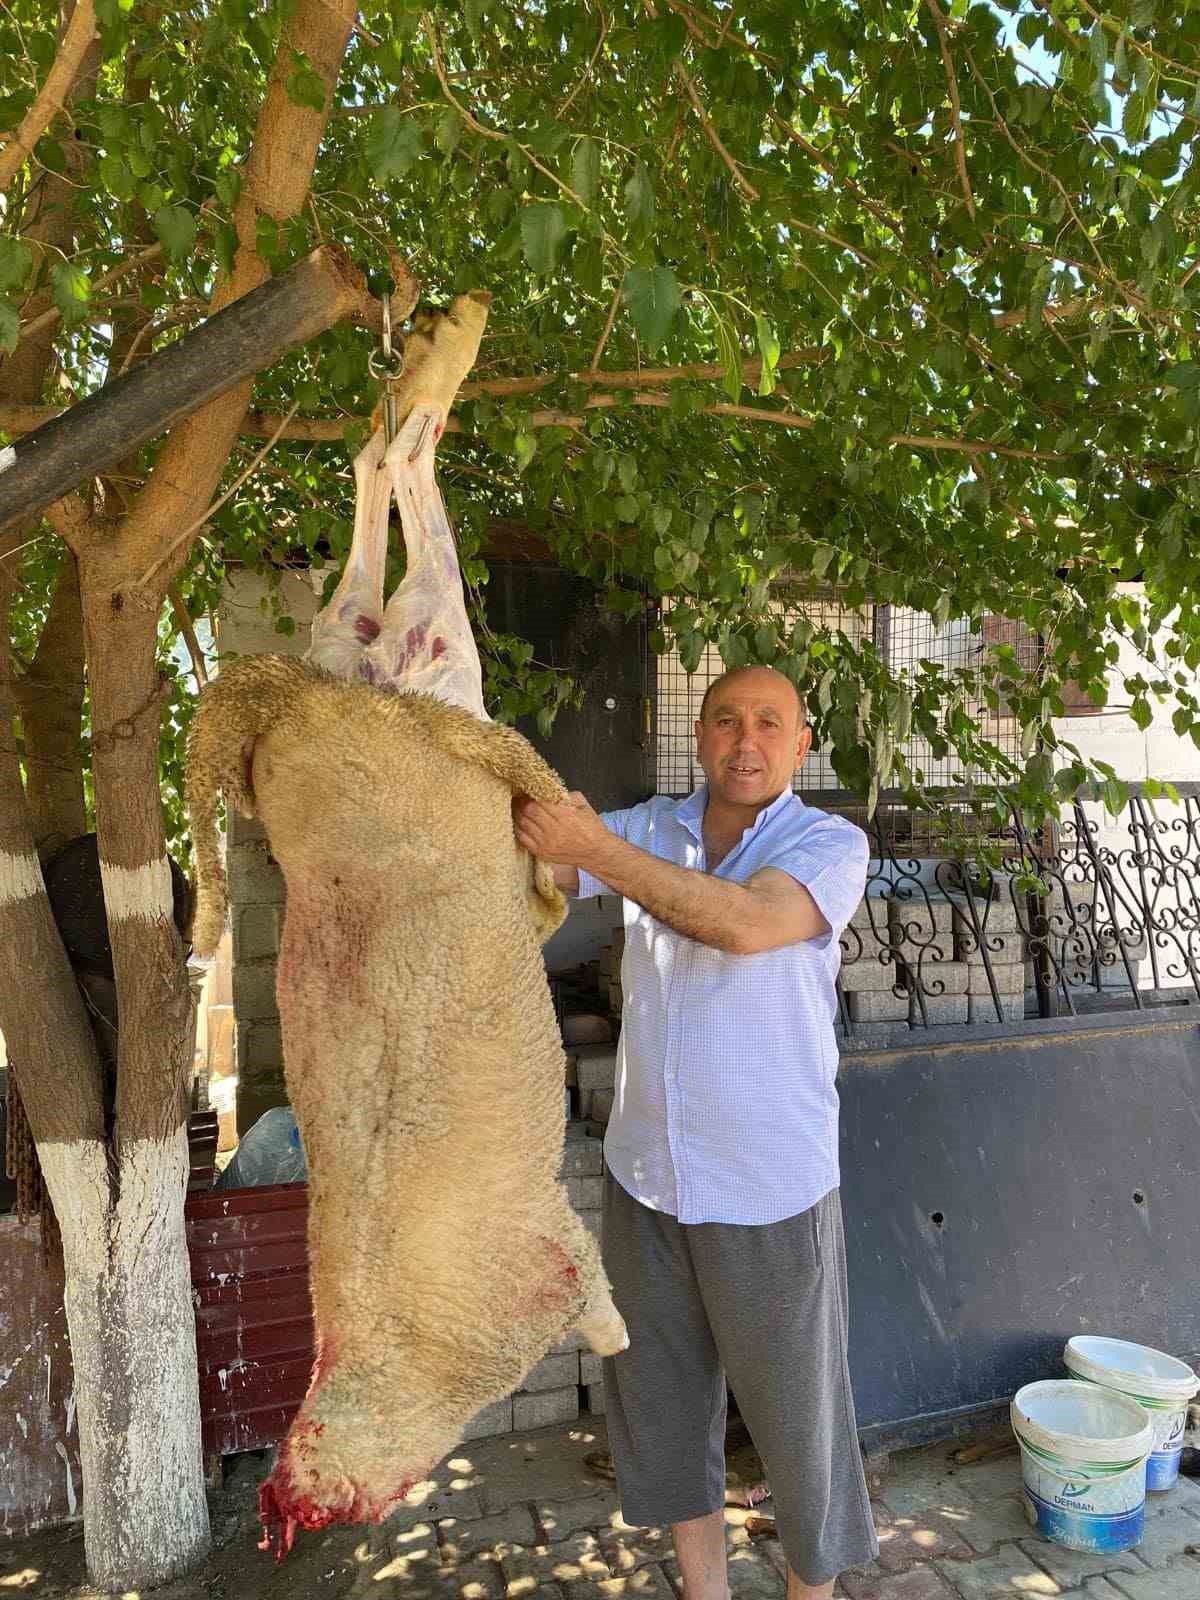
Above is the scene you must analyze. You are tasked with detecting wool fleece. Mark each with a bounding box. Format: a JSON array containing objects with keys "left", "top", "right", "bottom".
[{"left": 187, "top": 655, "right": 627, "bottom": 1555}]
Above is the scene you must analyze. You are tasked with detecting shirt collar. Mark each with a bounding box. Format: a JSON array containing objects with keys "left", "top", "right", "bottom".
[{"left": 674, "top": 783, "right": 795, "bottom": 844}]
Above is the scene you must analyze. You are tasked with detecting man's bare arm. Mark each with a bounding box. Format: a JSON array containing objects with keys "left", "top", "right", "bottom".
[{"left": 514, "top": 795, "right": 829, "bottom": 954}]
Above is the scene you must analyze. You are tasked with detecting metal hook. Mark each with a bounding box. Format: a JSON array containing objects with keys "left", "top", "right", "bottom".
[{"left": 367, "top": 289, "right": 405, "bottom": 446}]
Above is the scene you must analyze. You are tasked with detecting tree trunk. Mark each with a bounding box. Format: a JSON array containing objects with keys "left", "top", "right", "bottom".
[
  {"left": 12, "top": 555, "right": 86, "bottom": 857},
  {"left": 40, "top": 1131, "right": 208, "bottom": 1589}
]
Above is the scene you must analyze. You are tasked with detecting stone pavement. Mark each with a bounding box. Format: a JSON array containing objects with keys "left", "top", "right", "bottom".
[
  {"left": 7, "top": 1414, "right": 1200, "bottom": 1598},
  {"left": 342, "top": 1417, "right": 1200, "bottom": 1600}
]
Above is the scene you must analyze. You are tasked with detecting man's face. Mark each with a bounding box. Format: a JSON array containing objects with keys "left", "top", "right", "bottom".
[{"left": 694, "top": 668, "right": 812, "bottom": 809}]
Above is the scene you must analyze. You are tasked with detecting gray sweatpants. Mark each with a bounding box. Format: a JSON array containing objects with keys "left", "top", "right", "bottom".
[{"left": 601, "top": 1176, "right": 879, "bottom": 1588}]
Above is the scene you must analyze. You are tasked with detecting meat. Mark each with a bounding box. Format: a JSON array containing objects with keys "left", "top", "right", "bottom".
[{"left": 185, "top": 291, "right": 627, "bottom": 1558}]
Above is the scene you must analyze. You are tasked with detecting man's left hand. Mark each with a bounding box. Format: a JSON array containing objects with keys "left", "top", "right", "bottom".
[{"left": 514, "top": 792, "right": 611, "bottom": 870}]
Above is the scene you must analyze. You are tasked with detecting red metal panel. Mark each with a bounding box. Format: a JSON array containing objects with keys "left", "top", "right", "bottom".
[{"left": 185, "top": 1181, "right": 316, "bottom": 1459}]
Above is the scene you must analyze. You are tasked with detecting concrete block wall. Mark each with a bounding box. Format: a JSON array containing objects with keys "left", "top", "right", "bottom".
[{"left": 461, "top": 1126, "right": 610, "bottom": 1437}]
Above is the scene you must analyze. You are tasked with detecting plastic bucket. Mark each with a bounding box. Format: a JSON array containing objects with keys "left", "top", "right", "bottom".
[
  {"left": 1012, "top": 1380, "right": 1153, "bottom": 1552},
  {"left": 1064, "top": 1336, "right": 1200, "bottom": 1493}
]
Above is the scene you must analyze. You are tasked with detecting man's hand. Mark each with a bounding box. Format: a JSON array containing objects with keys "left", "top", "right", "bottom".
[{"left": 514, "top": 792, "right": 613, "bottom": 871}]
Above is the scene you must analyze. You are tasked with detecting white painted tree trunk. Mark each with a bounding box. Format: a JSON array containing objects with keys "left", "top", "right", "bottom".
[{"left": 40, "top": 1127, "right": 211, "bottom": 1589}]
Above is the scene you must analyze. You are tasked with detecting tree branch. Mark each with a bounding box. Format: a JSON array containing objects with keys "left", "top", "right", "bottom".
[
  {"left": 676, "top": 62, "right": 761, "bottom": 202},
  {"left": 169, "top": 588, "right": 207, "bottom": 690},
  {"left": 0, "top": 0, "right": 98, "bottom": 194},
  {"left": 14, "top": 241, "right": 164, "bottom": 352},
  {"left": 923, "top": 0, "right": 976, "bottom": 220}
]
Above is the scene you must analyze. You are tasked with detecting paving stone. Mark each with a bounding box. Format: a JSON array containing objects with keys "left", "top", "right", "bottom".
[
  {"left": 585, "top": 1382, "right": 606, "bottom": 1415},
  {"left": 880, "top": 1452, "right": 975, "bottom": 1520},
  {"left": 564, "top": 1566, "right": 678, "bottom": 1600},
  {"left": 468, "top": 1423, "right": 616, "bottom": 1515},
  {"left": 1079, "top": 1581, "right": 1130, "bottom": 1599},
  {"left": 1107, "top": 1557, "right": 1200, "bottom": 1598},
  {"left": 502, "top": 1533, "right": 610, "bottom": 1594},
  {"left": 954, "top": 1494, "right": 1035, "bottom": 1554},
  {"left": 1133, "top": 1492, "right": 1200, "bottom": 1565},
  {"left": 933, "top": 1543, "right": 1063, "bottom": 1598},
  {"left": 951, "top": 1452, "right": 1025, "bottom": 1505},
  {"left": 539, "top": 1492, "right": 622, "bottom": 1543},
  {"left": 580, "top": 1353, "right": 603, "bottom": 1387},
  {"left": 875, "top": 1509, "right": 972, "bottom": 1572},
  {"left": 598, "top": 1524, "right": 675, "bottom": 1574},
  {"left": 561, "top": 1138, "right": 605, "bottom": 1177},
  {"left": 1018, "top": 1534, "right": 1142, "bottom": 1587},
  {"left": 726, "top": 1544, "right": 786, "bottom": 1598},
  {"left": 437, "top": 1562, "right": 508, "bottom": 1600},
  {"left": 839, "top": 1566, "right": 962, "bottom": 1600},
  {"left": 438, "top": 1505, "right": 539, "bottom": 1563}
]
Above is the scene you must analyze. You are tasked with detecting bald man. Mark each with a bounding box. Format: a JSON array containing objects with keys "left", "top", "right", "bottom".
[{"left": 514, "top": 666, "right": 877, "bottom": 1600}]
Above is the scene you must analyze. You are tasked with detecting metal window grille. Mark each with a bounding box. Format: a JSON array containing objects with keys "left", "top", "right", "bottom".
[{"left": 654, "top": 602, "right": 1041, "bottom": 851}]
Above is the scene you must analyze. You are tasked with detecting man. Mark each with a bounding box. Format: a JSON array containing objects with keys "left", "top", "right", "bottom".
[{"left": 513, "top": 665, "right": 878, "bottom": 1600}]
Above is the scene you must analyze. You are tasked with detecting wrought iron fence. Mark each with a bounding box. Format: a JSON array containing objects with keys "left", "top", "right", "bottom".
[{"left": 837, "top": 784, "right": 1200, "bottom": 1043}]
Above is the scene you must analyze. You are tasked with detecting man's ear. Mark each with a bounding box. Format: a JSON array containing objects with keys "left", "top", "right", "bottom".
[{"left": 795, "top": 723, "right": 814, "bottom": 764}]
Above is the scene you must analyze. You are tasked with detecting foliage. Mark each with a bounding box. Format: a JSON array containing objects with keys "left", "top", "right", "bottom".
[{"left": 4, "top": 0, "right": 1200, "bottom": 841}]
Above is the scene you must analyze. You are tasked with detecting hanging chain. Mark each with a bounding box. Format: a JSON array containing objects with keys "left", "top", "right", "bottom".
[
  {"left": 90, "top": 674, "right": 172, "bottom": 757},
  {"left": 367, "top": 289, "right": 406, "bottom": 446}
]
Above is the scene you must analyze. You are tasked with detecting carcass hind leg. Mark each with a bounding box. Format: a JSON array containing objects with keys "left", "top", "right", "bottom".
[
  {"left": 553, "top": 1202, "right": 629, "bottom": 1358},
  {"left": 362, "top": 407, "right": 489, "bottom": 718},
  {"left": 306, "top": 428, "right": 390, "bottom": 681}
]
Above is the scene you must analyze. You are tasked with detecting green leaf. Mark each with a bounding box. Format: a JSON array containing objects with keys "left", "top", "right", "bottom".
[
  {"left": 214, "top": 220, "right": 238, "bottom": 276},
  {"left": 153, "top": 203, "right": 197, "bottom": 263},
  {"left": 465, "top": 0, "right": 487, "bottom": 40},
  {"left": 0, "top": 300, "right": 19, "bottom": 355},
  {"left": 51, "top": 261, "right": 91, "bottom": 327},
  {"left": 623, "top": 162, "right": 655, "bottom": 233},
  {"left": 623, "top": 265, "right": 681, "bottom": 350},
  {"left": 1130, "top": 696, "right": 1153, "bottom": 730},
  {"left": 811, "top": 544, "right": 837, "bottom": 579},
  {"left": 714, "top": 311, "right": 743, "bottom": 401},
  {"left": 285, "top": 51, "right": 327, "bottom": 112},
  {"left": 520, "top": 202, "right": 567, "bottom": 274},
  {"left": 367, "top": 108, "right": 423, "bottom": 183},
  {"left": 571, "top": 135, "right": 600, "bottom": 209},
  {"left": 1165, "top": 363, "right": 1200, "bottom": 394},
  {"left": 0, "top": 237, "right": 32, "bottom": 296},
  {"left": 214, "top": 167, "right": 242, "bottom": 210},
  {"left": 1123, "top": 89, "right": 1152, "bottom": 144},
  {"left": 754, "top": 314, "right": 780, "bottom": 396},
  {"left": 435, "top": 109, "right": 462, "bottom": 156}
]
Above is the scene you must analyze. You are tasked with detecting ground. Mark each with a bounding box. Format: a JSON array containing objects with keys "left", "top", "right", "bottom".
[{"left": 3, "top": 1418, "right": 1200, "bottom": 1600}]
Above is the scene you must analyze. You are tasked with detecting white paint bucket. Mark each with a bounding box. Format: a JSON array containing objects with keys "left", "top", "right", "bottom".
[
  {"left": 1064, "top": 1336, "right": 1200, "bottom": 1493},
  {"left": 1011, "top": 1380, "right": 1153, "bottom": 1553}
]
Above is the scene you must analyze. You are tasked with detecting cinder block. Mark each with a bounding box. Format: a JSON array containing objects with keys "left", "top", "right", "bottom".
[
  {"left": 968, "top": 992, "right": 1026, "bottom": 1023},
  {"left": 567, "top": 1175, "right": 603, "bottom": 1211},
  {"left": 576, "top": 1051, "right": 616, "bottom": 1117},
  {"left": 584, "top": 1382, "right": 606, "bottom": 1415},
  {"left": 966, "top": 960, "right": 1025, "bottom": 996},
  {"left": 612, "top": 927, "right": 626, "bottom": 952},
  {"left": 551, "top": 1328, "right": 589, "bottom": 1354},
  {"left": 560, "top": 1139, "right": 604, "bottom": 1178},
  {"left": 607, "top": 981, "right": 623, "bottom": 1012},
  {"left": 957, "top": 928, "right": 1023, "bottom": 962},
  {"left": 971, "top": 879, "right": 1027, "bottom": 932},
  {"left": 848, "top": 988, "right": 909, "bottom": 1022},
  {"left": 842, "top": 928, "right": 899, "bottom": 965},
  {"left": 520, "top": 1352, "right": 580, "bottom": 1393},
  {"left": 227, "top": 840, "right": 286, "bottom": 906},
  {"left": 580, "top": 1353, "right": 603, "bottom": 1386},
  {"left": 232, "top": 959, "right": 279, "bottom": 1021},
  {"left": 590, "top": 1089, "right": 614, "bottom": 1125},
  {"left": 461, "top": 1397, "right": 513, "bottom": 1440},
  {"left": 513, "top": 1387, "right": 579, "bottom": 1431},
  {"left": 888, "top": 896, "right": 955, "bottom": 940},
  {"left": 849, "top": 894, "right": 893, "bottom": 930},
  {"left": 906, "top": 960, "right": 968, "bottom": 997},
  {"left": 578, "top": 1209, "right": 602, "bottom": 1241},
  {"left": 243, "top": 1020, "right": 283, "bottom": 1072},
  {"left": 909, "top": 994, "right": 968, "bottom": 1026},
  {"left": 235, "top": 904, "right": 280, "bottom": 962},
  {"left": 839, "top": 953, "right": 905, "bottom": 993}
]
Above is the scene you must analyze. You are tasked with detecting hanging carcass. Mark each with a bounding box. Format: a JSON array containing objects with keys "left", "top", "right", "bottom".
[{"left": 186, "top": 290, "right": 627, "bottom": 1557}]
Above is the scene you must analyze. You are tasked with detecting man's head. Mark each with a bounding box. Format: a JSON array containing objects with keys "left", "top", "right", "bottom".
[{"left": 694, "top": 665, "right": 812, "bottom": 812}]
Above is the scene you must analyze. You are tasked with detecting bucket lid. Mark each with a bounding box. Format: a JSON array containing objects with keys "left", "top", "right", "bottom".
[
  {"left": 1064, "top": 1337, "right": 1200, "bottom": 1403},
  {"left": 1012, "top": 1379, "right": 1154, "bottom": 1465}
]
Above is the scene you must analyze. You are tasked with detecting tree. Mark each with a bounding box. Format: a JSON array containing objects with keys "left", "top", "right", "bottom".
[{"left": 1, "top": 0, "right": 1198, "bottom": 1586}]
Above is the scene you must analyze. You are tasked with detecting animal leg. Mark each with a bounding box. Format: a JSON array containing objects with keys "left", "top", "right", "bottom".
[
  {"left": 361, "top": 409, "right": 490, "bottom": 718},
  {"left": 306, "top": 428, "right": 390, "bottom": 680},
  {"left": 550, "top": 1203, "right": 629, "bottom": 1358}
]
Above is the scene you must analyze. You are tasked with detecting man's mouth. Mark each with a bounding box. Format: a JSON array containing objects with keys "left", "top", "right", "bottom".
[{"left": 727, "top": 765, "right": 760, "bottom": 777}]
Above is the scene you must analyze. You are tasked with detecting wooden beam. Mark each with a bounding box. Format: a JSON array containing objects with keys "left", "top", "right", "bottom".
[{"left": 0, "top": 245, "right": 371, "bottom": 533}]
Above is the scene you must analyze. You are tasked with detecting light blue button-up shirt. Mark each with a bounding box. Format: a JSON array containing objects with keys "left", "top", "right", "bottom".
[{"left": 576, "top": 786, "right": 869, "bottom": 1225}]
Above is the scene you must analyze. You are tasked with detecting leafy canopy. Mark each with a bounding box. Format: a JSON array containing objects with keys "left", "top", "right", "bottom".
[{"left": 4, "top": 0, "right": 1200, "bottom": 840}]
